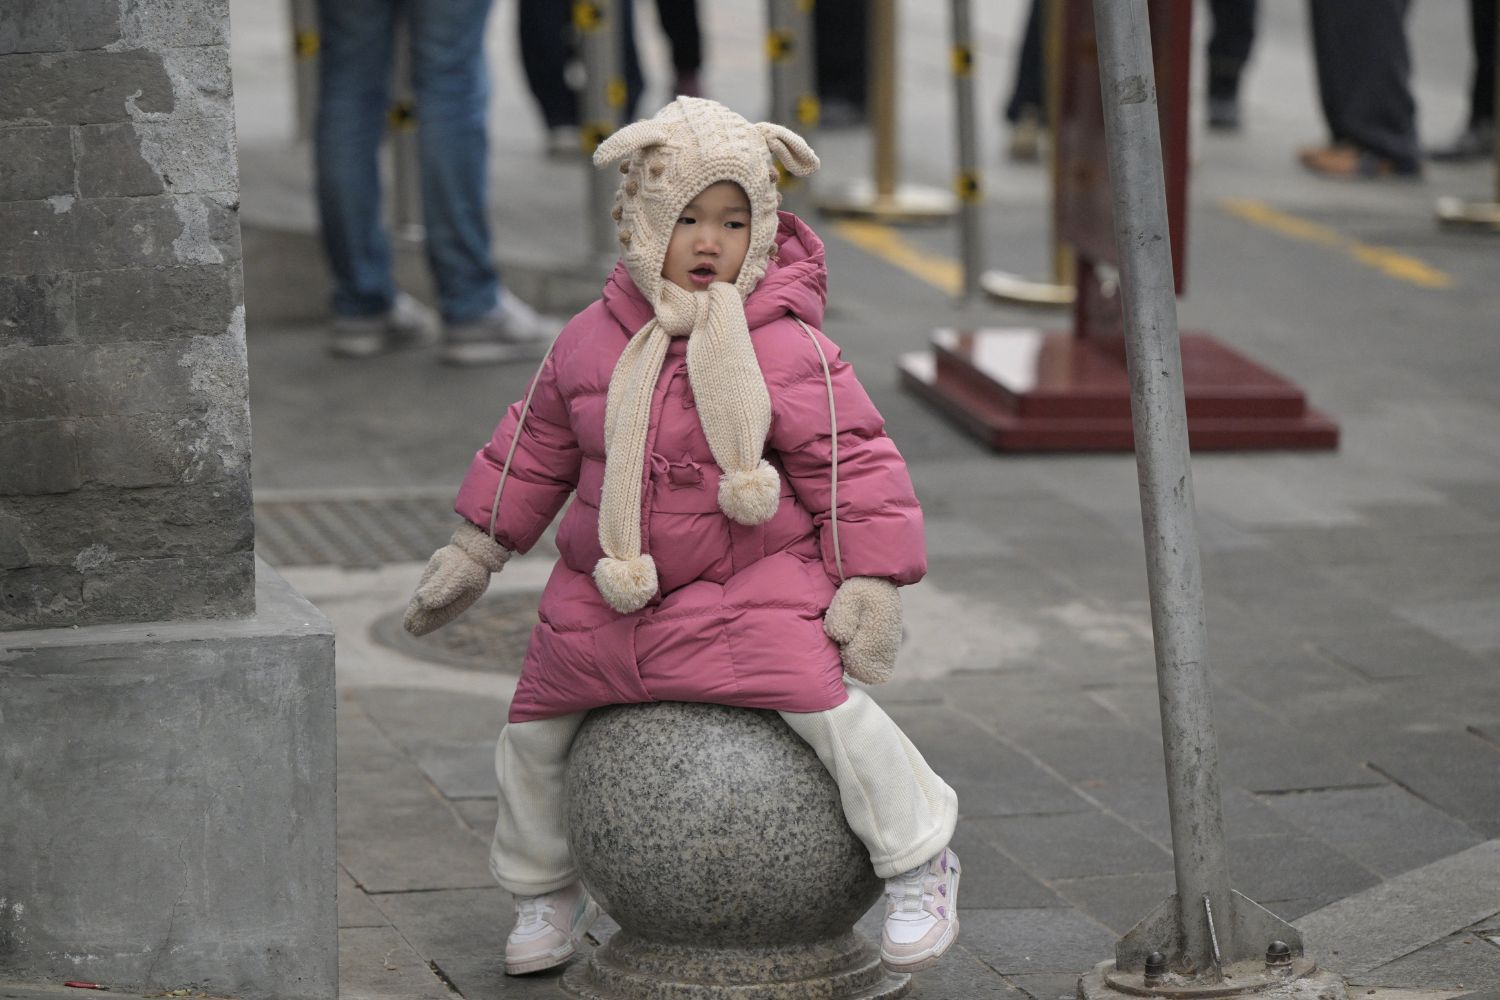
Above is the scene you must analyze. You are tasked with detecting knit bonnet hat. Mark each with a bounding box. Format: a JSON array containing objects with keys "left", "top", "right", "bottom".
[{"left": 590, "top": 97, "right": 819, "bottom": 614}]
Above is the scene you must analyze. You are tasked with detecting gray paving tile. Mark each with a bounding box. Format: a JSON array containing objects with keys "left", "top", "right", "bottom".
[
  {"left": 979, "top": 812, "right": 1172, "bottom": 881},
  {"left": 952, "top": 820, "right": 1068, "bottom": 908},
  {"left": 904, "top": 943, "right": 1026, "bottom": 998},
  {"left": 1368, "top": 732, "right": 1500, "bottom": 837},
  {"left": 338, "top": 925, "right": 457, "bottom": 1000},
  {"left": 340, "top": 865, "right": 390, "bottom": 929},
  {"left": 1357, "top": 934, "right": 1500, "bottom": 990},
  {"left": 1310, "top": 624, "right": 1486, "bottom": 681},
  {"left": 881, "top": 703, "right": 1092, "bottom": 818},
  {"left": 1217, "top": 645, "right": 1366, "bottom": 708},
  {"left": 452, "top": 797, "right": 499, "bottom": 839},
  {"left": 356, "top": 687, "right": 508, "bottom": 748},
  {"left": 1295, "top": 840, "right": 1500, "bottom": 976},
  {"left": 1005, "top": 721, "right": 1167, "bottom": 790},
  {"left": 1259, "top": 786, "right": 1484, "bottom": 877},
  {"left": 1085, "top": 781, "right": 1303, "bottom": 848},
  {"left": 1262, "top": 896, "right": 1342, "bottom": 922},
  {"left": 1397, "top": 600, "right": 1500, "bottom": 657},
  {"left": 1228, "top": 832, "right": 1380, "bottom": 904},
  {"left": 1051, "top": 871, "right": 1177, "bottom": 936},
  {"left": 338, "top": 710, "right": 495, "bottom": 892},
  {"left": 960, "top": 907, "right": 1117, "bottom": 974},
  {"left": 1004, "top": 971, "right": 1092, "bottom": 1000},
  {"left": 408, "top": 740, "right": 498, "bottom": 800}
]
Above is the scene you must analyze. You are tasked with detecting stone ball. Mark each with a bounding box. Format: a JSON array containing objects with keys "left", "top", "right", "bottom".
[{"left": 565, "top": 702, "right": 882, "bottom": 947}]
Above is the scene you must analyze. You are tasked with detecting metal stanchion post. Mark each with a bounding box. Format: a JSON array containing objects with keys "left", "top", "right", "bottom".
[
  {"left": 950, "top": 0, "right": 982, "bottom": 301},
  {"left": 817, "top": 0, "right": 955, "bottom": 223},
  {"left": 1436, "top": 11, "right": 1500, "bottom": 231},
  {"left": 578, "top": 0, "right": 627, "bottom": 264},
  {"left": 389, "top": 19, "right": 423, "bottom": 242},
  {"left": 1077, "top": 3, "right": 1341, "bottom": 996},
  {"left": 290, "top": 0, "right": 319, "bottom": 142},
  {"left": 767, "top": 0, "right": 819, "bottom": 217},
  {"left": 981, "top": 0, "right": 1076, "bottom": 307}
]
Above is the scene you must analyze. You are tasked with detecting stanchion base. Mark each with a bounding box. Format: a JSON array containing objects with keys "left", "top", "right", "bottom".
[
  {"left": 1081, "top": 960, "right": 1346, "bottom": 1000},
  {"left": 1436, "top": 196, "right": 1500, "bottom": 231},
  {"left": 897, "top": 328, "right": 1340, "bottom": 452},
  {"left": 980, "top": 269, "right": 1076, "bottom": 307},
  {"left": 817, "top": 179, "right": 957, "bottom": 223}
]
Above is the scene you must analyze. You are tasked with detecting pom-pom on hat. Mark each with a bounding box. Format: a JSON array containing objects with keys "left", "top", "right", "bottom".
[{"left": 587, "top": 99, "right": 819, "bottom": 615}]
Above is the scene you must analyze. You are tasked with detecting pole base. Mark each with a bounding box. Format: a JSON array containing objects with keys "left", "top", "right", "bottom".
[
  {"left": 980, "top": 269, "right": 1076, "bottom": 307},
  {"left": 1081, "top": 960, "right": 1345, "bottom": 1000},
  {"left": 817, "top": 179, "right": 957, "bottom": 223},
  {"left": 1435, "top": 196, "right": 1500, "bottom": 231}
]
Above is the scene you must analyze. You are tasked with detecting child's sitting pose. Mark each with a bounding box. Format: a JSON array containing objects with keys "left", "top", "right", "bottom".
[{"left": 405, "top": 98, "right": 959, "bottom": 977}]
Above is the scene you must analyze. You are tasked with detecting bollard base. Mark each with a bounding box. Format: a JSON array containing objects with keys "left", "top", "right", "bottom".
[
  {"left": 563, "top": 929, "right": 910, "bottom": 999},
  {"left": 980, "top": 269, "right": 1076, "bottom": 307},
  {"left": 1435, "top": 196, "right": 1500, "bottom": 231},
  {"left": 1080, "top": 960, "right": 1347, "bottom": 1000},
  {"left": 817, "top": 179, "right": 957, "bottom": 223}
]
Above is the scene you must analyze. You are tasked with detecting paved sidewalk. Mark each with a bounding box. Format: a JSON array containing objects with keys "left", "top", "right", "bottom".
[{"left": 218, "top": 1, "right": 1500, "bottom": 998}]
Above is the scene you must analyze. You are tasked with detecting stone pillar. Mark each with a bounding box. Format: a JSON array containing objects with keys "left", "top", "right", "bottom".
[{"left": 0, "top": 4, "right": 336, "bottom": 998}]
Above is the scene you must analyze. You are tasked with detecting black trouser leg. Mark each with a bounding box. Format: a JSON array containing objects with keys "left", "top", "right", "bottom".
[{"left": 1308, "top": 0, "right": 1417, "bottom": 170}]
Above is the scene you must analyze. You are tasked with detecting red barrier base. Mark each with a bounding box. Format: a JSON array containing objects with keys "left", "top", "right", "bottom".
[{"left": 898, "top": 328, "right": 1339, "bottom": 452}]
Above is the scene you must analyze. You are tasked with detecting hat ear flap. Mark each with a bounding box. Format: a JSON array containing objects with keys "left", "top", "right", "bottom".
[
  {"left": 592, "top": 121, "right": 672, "bottom": 168},
  {"left": 757, "top": 122, "right": 820, "bottom": 177}
]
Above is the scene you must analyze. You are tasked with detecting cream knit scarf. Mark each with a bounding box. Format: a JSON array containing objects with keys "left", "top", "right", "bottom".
[{"left": 593, "top": 280, "right": 778, "bottom": 614}]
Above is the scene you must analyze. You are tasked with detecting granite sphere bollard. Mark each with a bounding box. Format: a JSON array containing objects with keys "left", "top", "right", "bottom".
[{"left": 561, "top": 701, "right": 909, "bottom": 999}]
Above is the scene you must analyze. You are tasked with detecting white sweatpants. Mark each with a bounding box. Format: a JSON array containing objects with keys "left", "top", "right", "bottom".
[{"left": 489, "top": 686, "right": 958, "bottom": 895}]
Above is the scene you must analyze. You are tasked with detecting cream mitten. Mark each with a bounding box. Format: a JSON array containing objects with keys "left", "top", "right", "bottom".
[
  {"left": 403, "top": 522, "right": 513, "bottom": 637},
  {"left": 823, "top": 576, "right": 903, "bottom": 685}
]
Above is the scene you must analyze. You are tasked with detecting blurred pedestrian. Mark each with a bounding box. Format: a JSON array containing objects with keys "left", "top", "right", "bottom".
[
  {"left": 1428, "top": 0, "right": 1496, "bottom": 162},
  {"left": 517, "top": 0, "right": 646, "bottom": 158},
  {"left": 1002, "top": 0, "right": 1046, "bottom": 161},
  {"left": 1205, "top": 0, "right": 1256, "bottom": 131},
  {"left": 1299, "top": 0, "right": 1421, "bottom": 179},
  {"left": 656, "top": 0, "right": 705, "bottom": 98},
  {"left": 314, "top": 0, "right": 558, "bottom": 364},
  {"left": 815, "top": 0, "right": 869, "bottom": 127}
]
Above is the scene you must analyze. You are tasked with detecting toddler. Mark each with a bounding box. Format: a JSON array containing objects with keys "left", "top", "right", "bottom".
[{"left": 405, "top": 97, "right": 960, "bottom": 977}]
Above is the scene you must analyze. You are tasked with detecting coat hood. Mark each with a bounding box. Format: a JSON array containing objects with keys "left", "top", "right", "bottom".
[{"left": 601, "top": 211, "right": 828, "bottom": 339}]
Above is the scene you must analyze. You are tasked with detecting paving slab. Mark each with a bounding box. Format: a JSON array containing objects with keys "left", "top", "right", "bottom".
[
  {"left": 1260, "top": 786, "right": 1484, "bottom": 877},
  {"left": 451, "top": 797, "right": 500, "bottom": 840},
  {"left": 1004, "top": 972, "right": 1092, "bottom": 1000},
  {"left": 1294, "top": 840, "right": 1500, "bottom": 976},
  {"left": 1395, "top": 600, "right": 1500, "bottom": 658},
  {"left": 1228, "top": 831, "right": 1381, "bottom": 904},
  {"left": 356, "top": 687, "right": 510, "bottom": 746},
  {"left": 1087, "top": 780, "right": 1302, "bottom": 849},
  {"left": 1051, "top": 871, "right": 1178, "bottom": 936},
  {"left": 960, "top": 907, "right": 1118, "bottom": 975},
  {"left": 337, "top": 708, "right": 495, "bottom": 892},
  {"left": 1309, "top": 624, "right": 1486, "bottom": 681},
  {"left": 340, "top": 865, "right": 391, "bottom": 929},
  {"left": 339, "top": 925, "right": 458, "bottom": 1000},
  {"left": 977, "top": 811, "right": 1173, "bottom": 881},
  {"left": 952, "top": 820, "right": 1069, "bottom": 909},
  {"left": 1357, "top": 935, "right": 1500, "bottom": 991},
  {"left": 903, "top": 944, "right": 1026, "bottom": 998},
  {"left": 1367, "top": 733, "right": 1500, "bottom": 838}
]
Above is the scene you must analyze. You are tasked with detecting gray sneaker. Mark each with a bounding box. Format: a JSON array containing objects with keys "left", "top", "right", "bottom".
[
  {"left": 329, "top": 292, "right": 439, "bottom": 358},
  {"left": 442, "top": 293, "right": 560, "bottom": 367}
]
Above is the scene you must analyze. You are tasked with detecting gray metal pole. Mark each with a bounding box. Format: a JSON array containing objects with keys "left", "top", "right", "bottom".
[
  {"left": 950, "top": 0, "right": 981, "bottom": 301},
  {"left": 767, "top": 0, "right": 818, "bottom": 216},
  {"left": 1090, "top": 0, "right": 1229, "bottom": 979},
  {"left": 390, "top": 18, "right": 423, "bottom": 241},
  {"left": 290, "top": 0, "right": 319, "bottom": 142},
  {"left": 579, "top": 0, "right": 626, "bottom": 263}
]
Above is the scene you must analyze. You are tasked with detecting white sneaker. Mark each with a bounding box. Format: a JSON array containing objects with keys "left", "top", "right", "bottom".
[
  {"left": 504, "top": 880, "right": 601, "bottom": 976},
  {"left": 441, "top": 293, "right": 560, "bottom": 366},
  {"left": 329, "top": 292, "right": 439, "bottom": 358},
  {"left": 880, "top": 847, "right": 960, "bottom": 973}
]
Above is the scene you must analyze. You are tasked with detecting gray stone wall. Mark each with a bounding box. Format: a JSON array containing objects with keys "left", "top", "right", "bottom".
[{"left": 0, "top": 0, "right": 254, "bottom": 630}]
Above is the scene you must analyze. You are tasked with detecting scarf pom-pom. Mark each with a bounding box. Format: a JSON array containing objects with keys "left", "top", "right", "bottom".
[
  {"left": 594, "top": 554, "right": 658, "bottom": 614},
  {"left": 718, "top": 460, "right": 781, "bottom": 525}
]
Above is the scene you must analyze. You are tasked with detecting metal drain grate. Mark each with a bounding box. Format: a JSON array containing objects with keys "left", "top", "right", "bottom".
[
  {"left": 369, "top": 590, "right": 542, "bottom": 673},
  {"left": 254, "top": 490, "right": 457, "bottom": 568}
]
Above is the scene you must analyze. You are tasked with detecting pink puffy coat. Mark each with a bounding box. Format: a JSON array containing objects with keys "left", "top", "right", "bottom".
[{"left": 455, "top": 213, "right": 926, "bottom": 723}]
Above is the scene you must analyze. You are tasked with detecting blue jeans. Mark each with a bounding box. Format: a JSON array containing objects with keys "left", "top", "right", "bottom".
[{"left": 315, "top": 0, "right": 501, "bottom": 323}]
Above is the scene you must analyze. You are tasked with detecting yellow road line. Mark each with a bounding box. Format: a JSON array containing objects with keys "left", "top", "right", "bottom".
[
  {"left": 831, "top": 219, "right": 963, "bottom": 295},
  {"left": 1220, "top": 198, "right": 1454, "bottom": 290}
]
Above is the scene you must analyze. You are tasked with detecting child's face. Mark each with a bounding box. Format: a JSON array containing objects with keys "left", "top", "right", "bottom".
[{"left": 660, "top": 181, "right": 752, "bottom": 292}]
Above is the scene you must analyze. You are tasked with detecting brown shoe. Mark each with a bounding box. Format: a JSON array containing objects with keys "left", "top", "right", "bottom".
[{"left": 1298, "top": 143, "right": 1418, "bottom": 180}]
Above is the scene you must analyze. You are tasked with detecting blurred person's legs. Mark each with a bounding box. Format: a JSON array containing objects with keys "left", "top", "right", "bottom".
[
  {"left": 315, "top": 0, "right": 438, "bottom": 357},
  {"left": 407, "top": 0, "right": 558, "bottom": 365},
  {"left": 1205, "top": 0, "right": 1256, "bottom": 130},
  {"left": 815, "top": 0, "right": 868, "bottom": 127},
  {"left": 517, "top": 0, "right": 646, "bottom": 158},
  {"left": 655, "top": 0, "right": 703, "bottom": 97},
  {"left": 1429, "top": 0, "right": 1496, "bottom": 161},
  {"left": 1303, "top": 0, "right": 1419, "bottom": 178},
  {"left": 1003, "top": 0, "right": 1046, "bottom": 161}
]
